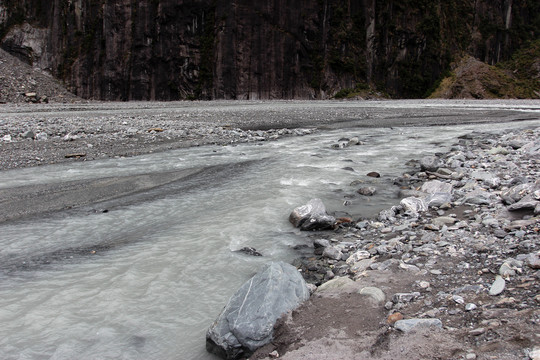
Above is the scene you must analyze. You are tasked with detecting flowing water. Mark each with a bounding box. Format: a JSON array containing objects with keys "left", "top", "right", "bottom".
[{"left": 0, "top": 102, "right": 539, "bottom": 360}]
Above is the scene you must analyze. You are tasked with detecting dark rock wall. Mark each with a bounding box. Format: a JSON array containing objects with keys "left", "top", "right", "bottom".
[{"left": 0, "top": 0, "right": 538, "bottom": 100}]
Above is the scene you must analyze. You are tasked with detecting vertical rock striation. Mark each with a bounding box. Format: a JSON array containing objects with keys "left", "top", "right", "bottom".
[{"left": 0, "top": 0, "right": 538, "bottom": 100}]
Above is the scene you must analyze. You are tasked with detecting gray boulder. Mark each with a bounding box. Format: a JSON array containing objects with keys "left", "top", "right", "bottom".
[
  {"left": 400, "top": 197, "right": 427, "bottom": 215},
  {"left": 421, "top": 180, "right": 453, "bottom": 194},
  {"left": 426, "top": 192, "right": 452, "bottom": 208},
  {"left": 507, "top": 195, "right": 539, "bottom": 212},
  {"left": 289, "top": 198, "right": 336, "bottom": 231},
  {"left": 420, "top": 155, "right": 441, "bottom": 172},
  {"left": 501, "top": 183, "right": 533, "bottom": 205},
  {"left": 471, "top": 171, "right": 501, "bottom": 189},
  {"left": 206, "top": 262, "right": 310, "bottom": 359}
]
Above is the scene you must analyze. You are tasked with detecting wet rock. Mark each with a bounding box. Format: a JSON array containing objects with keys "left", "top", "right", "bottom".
[
  {"left": 289, "top": 198, "right": 336, "bottom": 231},
  {"left": 366, "top": 172, "right": 380, "bottom": 178},
  {"left": 357, "top": 186, "right": 376, "bottom": 196},
  {"left": 236, "top": 247, "right": 263, "bottom": 257},
  {"left": 394, "top": 318, "right": 442, "bottom": 332},
  {"left": 206, "top": 262, "right": 309, "bottom": 360},
  {"left": 489, "top": 275, "right": 506, "bottom": 296}
]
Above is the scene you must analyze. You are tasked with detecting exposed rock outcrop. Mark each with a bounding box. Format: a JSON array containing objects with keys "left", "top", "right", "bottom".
[{"left": 1, "top": 0, "right": 538, "bottom": 100}]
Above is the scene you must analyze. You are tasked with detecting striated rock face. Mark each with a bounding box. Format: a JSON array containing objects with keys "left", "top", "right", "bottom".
[{"left": 0, "top": 0, "right": 538, "bottom": 100}]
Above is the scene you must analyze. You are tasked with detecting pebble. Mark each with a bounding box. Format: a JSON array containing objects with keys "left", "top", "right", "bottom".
[
  {"left": 489, "top": 275, "right": 506, "bottom": 296},
  {"left": 386, "top": 312, "right": 403, "bottom": 324},
  {"left": 465, "top": 303, "right": 477, "bottom": 311},
  {"left": 468, "top": 327, "right": 486, "bottom": 336}
]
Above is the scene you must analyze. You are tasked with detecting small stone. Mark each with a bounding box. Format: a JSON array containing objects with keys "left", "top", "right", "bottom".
[
  {"left": 392, "top": 292, "right": 420, "bottom": 304},
  {"left": 21, "top": 130, "right": 35, "bottom": 139},
  {"left": 468, "top": 327, "right": 486, "bottom": 336},
  {"left": 526, "top": 252, "right": 540, "bottom": 269},
  {"left": 394, "top": 318, "right": 442, "bottom": 332},
  {"left": 489, "top": 276, "right": 505, "bottom": 296},
  {"left": 269, "top": 350, "right": 279, "bottom": 358},
  {"left": 387, "top": 312, "right": 403, "bottom": 324},
  {"left": 313, "top": 239, "right": 331, "bottom": 248},
  {"left": 466, "top": 353, "right": 477, "bottom": 359},
  {"left": 357, "top": 186, "right": 377, "bottom": 196},
  {"left": 452, "top": 295, "right": 465, "bottom": 304},
  {"left": 2, "top": 134, "right": 12, "bottom": 142},
  {"left": 35, "top": 132, "right": 48, "bottom": 141},
  {"left": 419, "top": 281, "right": 430, "bottom": 289},
  {"left": 346, "top": 250, "right": 371, "bottom": 264},
  {"left": 465, "top": 303, "right": 477, "bottom": 311},
  {"left": 366, "top": 171, "right": 381, "bottom": 178},
  {"left": 322, "top": 246, "right": 342, "bottom": 260}
]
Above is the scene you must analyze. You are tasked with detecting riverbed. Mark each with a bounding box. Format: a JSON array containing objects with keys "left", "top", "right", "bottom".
[{"left": 0, "top": 100, "right": 538, "bottom": 359}]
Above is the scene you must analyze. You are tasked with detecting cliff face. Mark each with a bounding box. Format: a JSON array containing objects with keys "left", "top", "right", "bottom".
[{"left": 0, "top": 0, "right": 538, "bottom": 100}]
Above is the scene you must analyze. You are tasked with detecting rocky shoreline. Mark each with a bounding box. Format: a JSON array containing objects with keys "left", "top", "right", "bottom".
[{"left": 249, "top": 126, "right": 539, "bottom": 359}]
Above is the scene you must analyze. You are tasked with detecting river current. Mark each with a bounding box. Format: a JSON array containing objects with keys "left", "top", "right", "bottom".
[{"left": 0, "top": 101, "right": 539, "bottom": 359}]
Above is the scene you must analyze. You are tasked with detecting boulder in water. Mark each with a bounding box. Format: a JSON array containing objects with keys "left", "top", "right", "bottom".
[
  {"left": 206, "top": 261, "right": 310, "bottom": 359},
  {"left": 289, "top": 198, "right": 336, "bottom": 231}
]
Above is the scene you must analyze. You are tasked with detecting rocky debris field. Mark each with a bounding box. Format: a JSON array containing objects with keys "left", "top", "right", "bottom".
[
  {"left": 0, "top": 49, "right": 79, "bottom": 104},
  {"left": 0, "top": 108, "right": 314, "bottom": 170},
  {"left": 252, "top": 126, "right": 540, "bottom": 360}
]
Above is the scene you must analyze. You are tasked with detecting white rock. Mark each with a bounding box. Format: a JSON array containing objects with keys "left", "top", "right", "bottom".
[{"left": 489, "top": 275, "right": 505, "bottom": 296}]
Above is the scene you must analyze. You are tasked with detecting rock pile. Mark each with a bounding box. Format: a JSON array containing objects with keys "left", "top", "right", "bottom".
[
  {"left": 0, "top": 49, "right": 78, "bottom": 103},
  {"left": 285, "top": 126, "right": 539, "bottom": 359}
]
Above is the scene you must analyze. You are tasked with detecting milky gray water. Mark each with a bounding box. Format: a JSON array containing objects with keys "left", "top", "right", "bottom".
[{"left": 0, "top": 101, "right": 539, "bottom": 360}]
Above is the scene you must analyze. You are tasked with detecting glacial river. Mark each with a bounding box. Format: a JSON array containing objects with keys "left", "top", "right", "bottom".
[{"left": 0, "top": 101, "right": 539, "bottom": 359}]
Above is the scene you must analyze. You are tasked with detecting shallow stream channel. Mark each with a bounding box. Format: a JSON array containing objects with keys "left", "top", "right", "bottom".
[{"left": 0, "top": 101, "right": 539, "bottom": 359}]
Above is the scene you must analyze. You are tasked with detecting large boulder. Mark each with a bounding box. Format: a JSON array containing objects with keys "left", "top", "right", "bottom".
[
  {"left": 289, "top": 198, "right": 336, "bottom": 231},
  {"left": 206, "top": 262, "right": 310, "bottom": 359}
]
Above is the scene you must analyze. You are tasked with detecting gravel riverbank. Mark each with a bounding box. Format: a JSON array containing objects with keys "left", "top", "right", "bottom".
[
  {"left": 251, "top": 126, "right": 540, "bottom": 360},
  {"left": 0, "top": 101, "right": 539, "bottom": 359},
  {"left": 1, "top": 100, "right": 539, "bottom": 171}
]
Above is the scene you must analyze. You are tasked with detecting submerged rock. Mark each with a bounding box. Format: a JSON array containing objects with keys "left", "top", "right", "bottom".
[{"left": 206, "top": 262, "right": 310, "bottom": 359}]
